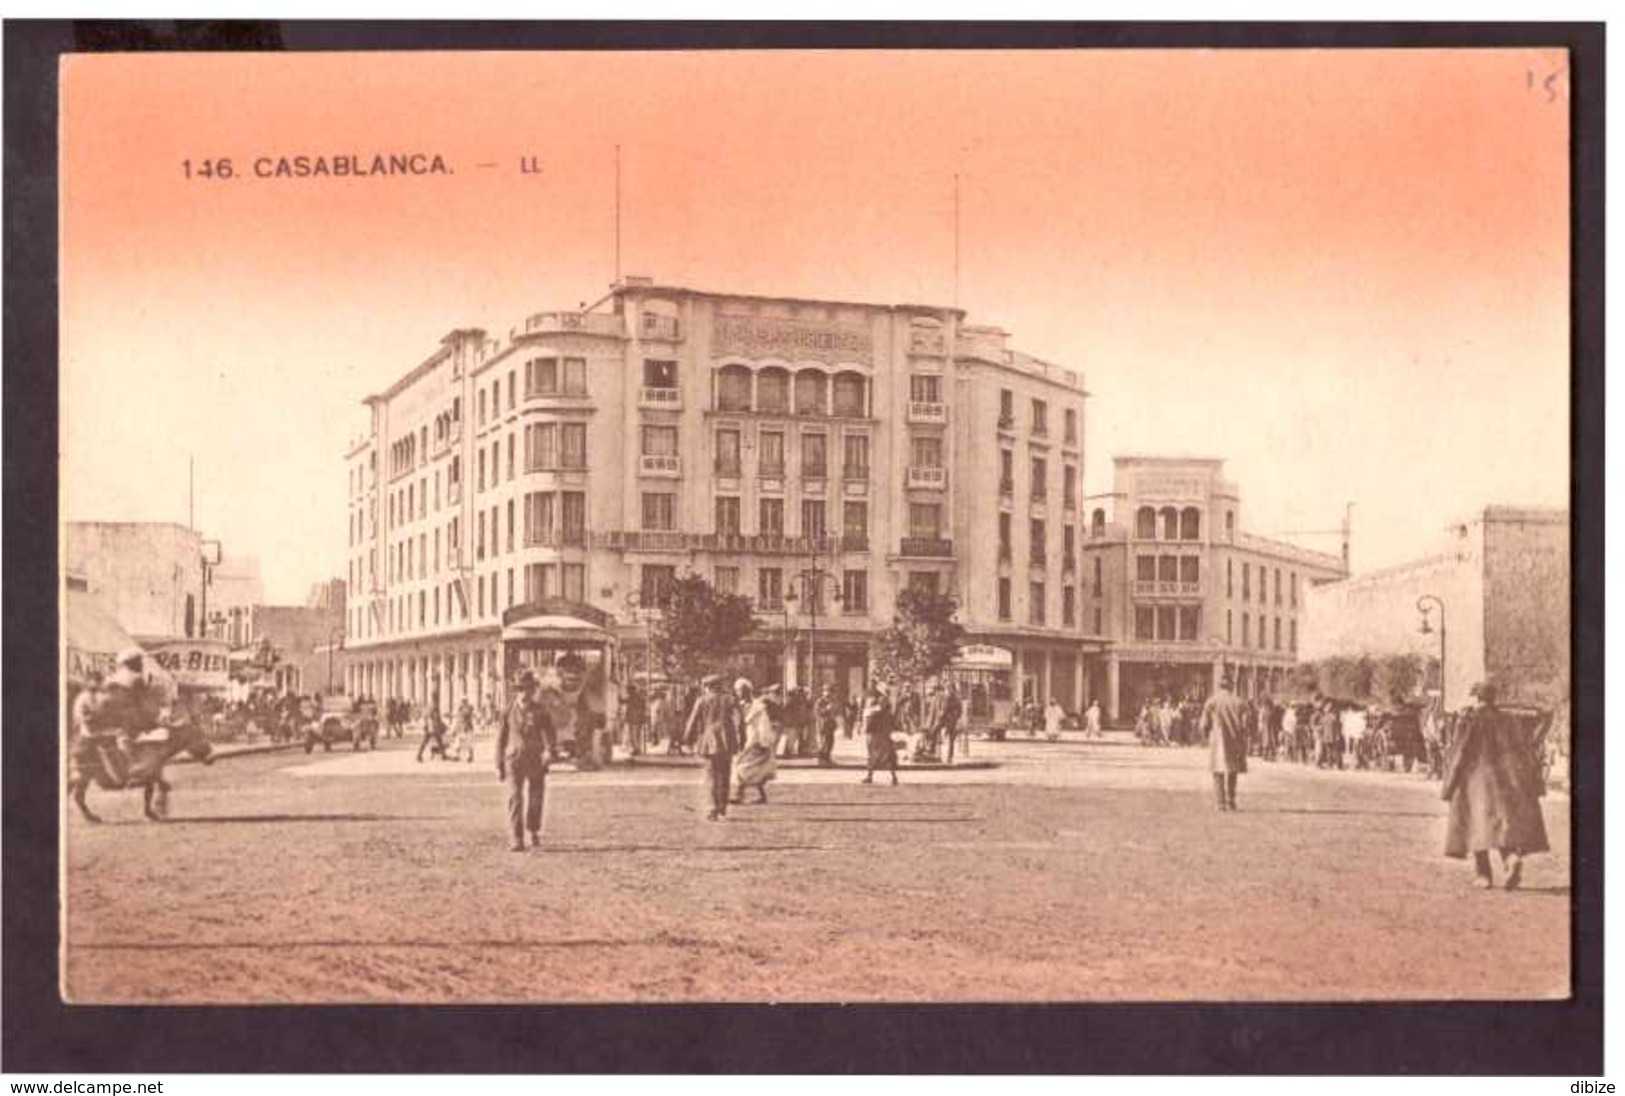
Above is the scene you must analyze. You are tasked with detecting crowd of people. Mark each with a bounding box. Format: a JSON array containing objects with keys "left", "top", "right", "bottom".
[{"left": 1134, "top": 690, "right": 1443, "bottom": 775}]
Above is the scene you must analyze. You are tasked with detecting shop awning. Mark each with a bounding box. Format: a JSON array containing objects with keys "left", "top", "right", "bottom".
[{"left": 64, "top": 588, "right": 135, "bottom": 685}]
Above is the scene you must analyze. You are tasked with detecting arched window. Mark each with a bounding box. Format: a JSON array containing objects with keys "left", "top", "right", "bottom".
[
  {"left": 1135, "top": 506, "right": 1157, "bottom": 540},
  {"left": 1181, "top": 507, "right": 1202, "bottom": 541},
  {"left": 1160, "top": 507, "right": 1179, "bottom": 541},
  {"left": 717, "top": 365, "right": 752, "bottom": 412},
  {"left": 1091, "top": 508, "right": 1106, "bottom": 537},
  {"left": 832, "top": 371, "right": 866, "bottom": 417},
  {"left": 793, "top": 369, "right": 828, "bottom": 416},
  {"left": 757, "top": 367, "right": 790, "bottom": 414}
]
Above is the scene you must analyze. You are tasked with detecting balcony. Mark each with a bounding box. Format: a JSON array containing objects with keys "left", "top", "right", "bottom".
[
  {"left": 997, "top": 414, "right": 1015, "bottom": 433},
  {"left": 1029, "top": 552, "right": 1048, "bottom": 568},
  {"left": 639, "top": 313, "right": 681, "bottom": 341},
  {"left": 639, "top": 386, "right": 682, "bottom": 409},
  {"left": 714, "top": 460, "right": 743, "bottom": 478},
  {"left": 1132, "top": 579, "right": 1203, "bottom": 598},
  {"left": 899, "top": 537, "right": 954, "bottom": 558},
  {"left": 588, "top": 531, "right": 867, "bottom": 556},
  {"left": 526, "top": 529, "right": 587, "bottom": 549},
  {"left": 907, "top": 401, "right": 948, "bottom": 424},
  {"left": 639, "top": 454, "right": 681, "bottom": 477},
  {"left": 906, "top": 466, "right": 947, "bottom": 490},
  {"left": 758, "top": 462, "right": 786, "bottom": 479},
  {"left": 842, "top": 464, "right": 870, "bottom": 481},
  {"left": 999, "top": 477, "right": 1014, "bottom": 496}
]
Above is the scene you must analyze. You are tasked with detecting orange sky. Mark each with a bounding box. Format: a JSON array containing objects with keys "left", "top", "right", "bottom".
[{"left": 60, "top": 49, "right": 1570, "bottom": 601}]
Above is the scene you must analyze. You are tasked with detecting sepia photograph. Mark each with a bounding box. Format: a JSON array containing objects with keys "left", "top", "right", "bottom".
[{"left": 12, "top": 20, "right": 1600, "bottom": 1073}]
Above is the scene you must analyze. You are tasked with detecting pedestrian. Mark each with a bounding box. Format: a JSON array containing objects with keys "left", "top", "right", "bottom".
[
  {"left": 1044, "top": 696, "right": 1066, "bottom": 741},
  {"left": 495, "top": 670, "right": 555, "bottom": 851},
  {"left": 860, "top": 687, "right": 900, "bottom": 786},
  {"left": 1084, "top": 698, "right": 1102, "bottom": 739},
  {"left": 732, "top": 680, "right": 781, "bottom": 805},
  {"left": 624, "top": 682, "right": 647, "bottom": 757},
  {"left": 1441, "top": 681, "right": 1549, "bottom": 890},
  {"left": 1201, "top": 671, "right": 1249, "bottom": 811},
  {"left": 815, "top": 685, "right": 840, "bottom": 766},
  {"left": 684, "top": 673, "right": 743, "bottom": 821},
  {"left": 451, "top": 697, "right": 476, "bottom": 763},
  {"left": 415, "top": 687, "right": 448, "bottom": 763},
  {"left": 940, "top": 682, "right": 964, "bottom": 764}
]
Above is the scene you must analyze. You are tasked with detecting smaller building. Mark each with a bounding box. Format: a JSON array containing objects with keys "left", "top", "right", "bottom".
[
  {"left": 1081, "top": 456, "right": 1347, "bottom": 721},
  {"left": 240, "top": 604, "right": 346, "bottom": 696},
  {"left": 1300, "top": 505, "right": 1569, "bottom": 711},
  {"left": 64, "top": 521, "right": 206, "bottom": 640}
]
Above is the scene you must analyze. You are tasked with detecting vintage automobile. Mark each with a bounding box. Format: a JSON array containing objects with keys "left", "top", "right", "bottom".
[{"left": 302, "top": 695, "right": 380, "bottom": 753}]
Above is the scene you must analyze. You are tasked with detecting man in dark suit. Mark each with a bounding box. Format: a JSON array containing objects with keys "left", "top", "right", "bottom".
[
  {"left": 496, "top": 670, "right": 556, "bottom": 851},
  {"left": 1201, "top": 671, "right": 1249, "bottom": 811},
  {"left": 685, "top": 673, "right": 743, "bottom": 821}
]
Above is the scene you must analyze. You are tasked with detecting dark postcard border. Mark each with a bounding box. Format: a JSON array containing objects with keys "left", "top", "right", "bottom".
[{"left": 3, "top": 19, "right": 1603, "bottom": 1076}]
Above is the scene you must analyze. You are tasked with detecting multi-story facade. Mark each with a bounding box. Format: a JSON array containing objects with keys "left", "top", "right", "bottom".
[
  {"left": 1080, "top": 457, "right": 1347, "bottom": 721},
  {"left": 1301, "top": 505, "right": 1569, "bottom": 711},
  {"left": 339, "top": 280, "right": 1091, "bottom": 712}
]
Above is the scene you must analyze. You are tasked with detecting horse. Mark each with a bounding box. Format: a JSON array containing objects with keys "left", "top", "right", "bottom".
[{"left": 68, "top": 718, "right": 215, "bottom": 823}]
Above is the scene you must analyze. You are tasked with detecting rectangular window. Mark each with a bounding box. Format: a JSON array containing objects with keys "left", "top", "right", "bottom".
[
  {"left": 1157, "top": 605, "right": 1176, "bottom": 642},
  {"left": 506, "top": 568, "right": 514, "bottom": 608},
  {"left": 801, "top": 499, "right": 827, "bottom": 539},
  {"left": 434, "top": 528, "right": 440, "bottom": 573},
  {"left": 909, "top": 503, "right": 941, "bottom": 539},
  {"left": 1093, "top": 607, "right": 1103, "bottom": 634},
  {"left": 1274, "top": 568, "right": 1283, "bottom": 606},
  {"left": 1062, "top": 586, "right": 1076, "bottom": 627},
  {"left": 1135, "top": 606, "right": 1154, "bottom": 640},
  {"left": 1030, "top": 584, "right": 1046, "bottom": 625},
  {"left": 487, "top": 508, "right": 498, "bottom": 559},
  {"left": 1064, "top": 407, "right": 1078, "bottom": 445},
  {"left": 714, "top": 567, "right": 740, "bottom": 596},
  {"left": 759, "top": 497, "right": 785, "bottom": 537},
  {"left": 1063, "top": 524, "right": 1076, "bottom": 563},
  {"left": 506, "top": 435, "right": 516, "bottom": 481},
  {"left": 527, "top": 423, "right": 557, "bottom": 471},
  {"left": 757, "top": 371, "right": 789, "bottom": 413},
  {"left": 643, "top": 359, "right": 678, "bottom": 389},
  {"left": 418, "top": 533, "right": 426, "bottom": 577},
  {"left": 1092, "top": 557, "right": 1103, "bottom": 597},
  {"left": 641, "top": 564, "right": 677, "bottom": 606},
  {"left": 1179, "top": 605, "right": 1201, "bottom": 641},
  {"left": 1291, "top": 571, "right": 1299, "bottom": 608},
  {"left": 1227, "top": 559, "right": 1234, "bottom": 598},
  {"left": 1063, "top": 465, "right": 1077, "bottom": 509},
  {"left": 759, "top": 431, "right": 785, "bottom": 476},
  {"left": 562, "top": 358, "right": 587, "bottom": 395},
  {"left": 911, "top": 435, "right": 943, "bottom": 468},
  {"left": 561, "top": 492, "right": 586, "bottom": 544},
  {"left": 526, "top": 357, "right": 558, "bottom": 396},
  {"left": 1274, "top": 616, "right": 1282, "bottom": 651},
  {"left": 999, "top": 512, "right": 1012, "bottom": 559},
  {"left": 801, "top": 433, "right": 828, "bottom": 478},
  {"left": 1000, "top": 449, "right": 1014, "bottom": 493},
  {"left": 1227, "top": 608, "right": 1233, "bottom": 644},
  {"left": 1031, "top": 398, "right": 1048, "bottom": 436},
  {"left": 506, "top": 500, "right": 515, "bottom": 552},
  {"left": 842, "top": 434, "right": 870, "bottom": 478},
  {"left": 642, "top": 492, "right": 676, "bottom": 531},
  {"left": 1243, "top": 563, "right": 1251, "bottom": 601},
  {"left": 1258, "top": 615, "right": 1267, "bottom": 648},
  {"left": 642, "top": 424, "right": 678, "bottom": 457},
  {"left": 715, "top": 496, "right": 741, "bottom": 536},
  {"left": 562, "top": 563, "right": 585, "bottom": 602},
  {"left": 1030, "top": 457, "right": 1047, "bottom": 499},
  {"left": 478, "top": 389, "right": 487, "bottom": 425},
  {"left": 1000, "top": 388, "right": 1014, "bottom": 421},
  {"left": 1030, "top": 518, "right": 1046, "bottom": 565},
  {"left": 1180, "top": 557, "right": 1199, "bottom": 585},
  {"left": 909, "top": 375, "right": 941, "bottom": 403},
  {"left": 1242, "top": 612, "right": 1251, "bottom": 649},
  {"left": 843, "top": 569, "right": 868, "bottom": 611},
  {"left": 758, "top": 568, "right": 783, "bottom": 610},
  {"left": 1290, "top": 619, "right": 1298, "bottom": 652},
  {"left": 524, "top": 563, "right": 554, "bottom": 603},
  {"left": 434, "top": 587, "right": 441, "bottom": 625},
  {"left": 843, "top": 501, "right": 868, "bottom": 540},
  {"left": 478, "top": 577, "right": 485, "bottom": 618},
  {"left": 524, "top": 492, "right": 554, "bottom": 544},
  {"left": 998, "top": 578, "right": 1013, "bottom": 620},
  {"left": 561, "top": 423, "right": 587, "bottom": 469},
  {"left": 1136, "top": 555, "right": 1156, "bottom": 582},
  {"left": 478, "top": 449, "right": 486, "bottom": 492},
  {"left": 715, "top": 429, "right": 742, "bottom": 475},
  {"left": 1158, "top": 555, "right": 1179, "bottom": 583},
  {"left": 508, "top": 371, "right": 516, "bottom": 410}
]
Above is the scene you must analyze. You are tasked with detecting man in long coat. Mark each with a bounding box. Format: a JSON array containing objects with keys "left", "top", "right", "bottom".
[
  {"left": 496, "top": 670, "right": 556, "bottom": 851},
  {"left": 685, "top": 673, "right": 743, "bottom": 821},
  {"left": 1201, "top": 672, "right": 1249, "bottom": 811},
  {"left": 1441, "top": 681, "right": 1549, "bottom": 889}
]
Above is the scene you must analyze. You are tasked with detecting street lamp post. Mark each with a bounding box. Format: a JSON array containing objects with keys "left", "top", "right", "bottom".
[
  {"left": 1416, "top": 594, "right": 1447, "bottom": 711},
  {"left": 624, "top": 589, "right": 658, "bottom": 695},
  {"left": 784, "top": 559, "right": 843, "bottom": 693}
]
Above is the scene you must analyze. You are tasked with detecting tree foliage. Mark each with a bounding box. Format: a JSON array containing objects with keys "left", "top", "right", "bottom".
[
  {"left": 650, "top": 573, "right": 757, "bottom": 681},
  {"left": 1286, "top": 653, "right": 1431, "bottom": 703},
  {"left": 871, "top": 587, "right": 966, "bottom": 686}
]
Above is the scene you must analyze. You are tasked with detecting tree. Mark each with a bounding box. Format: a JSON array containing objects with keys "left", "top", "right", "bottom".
[
  {"left": 650, "top": 573, "right": 757, "bottom": 682},
  {"left": 871, "top": 587, "right": 966, "bottom": 686}
]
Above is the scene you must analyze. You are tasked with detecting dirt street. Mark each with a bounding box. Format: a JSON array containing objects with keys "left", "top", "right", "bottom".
[{"left": 61, "top": 733, "right": 1569, "bottom": 1003}]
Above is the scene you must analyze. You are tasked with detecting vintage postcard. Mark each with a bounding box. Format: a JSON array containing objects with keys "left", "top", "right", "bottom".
[{"left": 57, "top": 42, "right": 1574, "bottom": 1010}]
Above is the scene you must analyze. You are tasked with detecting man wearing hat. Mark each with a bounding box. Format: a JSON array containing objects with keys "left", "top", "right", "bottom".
[
  {"left": 1441, "top": 681, "right": 1549, "bottom": 889},
  {"left": 86, "top": 649, "right": 166, "bottom": 786},
  {"left": 1200, "top": 668, "right": 1249, "bottom": 811},
  {"left": 684, "top": 673, "right": 743, "bottom": 821},
  {"left": 496, "top": 669, "right": 556, "bottom": 851}
]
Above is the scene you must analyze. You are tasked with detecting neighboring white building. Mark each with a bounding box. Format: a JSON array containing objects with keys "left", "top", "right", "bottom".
[{"left": 64, "top": 522, "right": 205, "bottom": 640}]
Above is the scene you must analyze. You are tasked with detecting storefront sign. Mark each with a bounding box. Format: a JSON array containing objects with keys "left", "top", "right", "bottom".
[
  {"left": 954, "top": 644, "right": 1015, "bottom": 668},
  {"left": 1136, "top": 473, "right": 1207, "bottom": 499},
  {"left": 142, "top": 639, "right": 232, "bottom": 691},
  {"left": 712, "top": 314, "right": 873, "bottom": 364}
]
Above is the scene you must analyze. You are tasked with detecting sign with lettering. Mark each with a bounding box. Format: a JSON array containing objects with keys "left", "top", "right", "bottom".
[
  {"left": 1136, "top": 473, "right": 1208, "bottom": 499},
  {"left": 712, "top": 314, "right": 873, "bottom": 364},
  {"left": 143, "top": 639, "right": 232, "bottom": 691}
]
